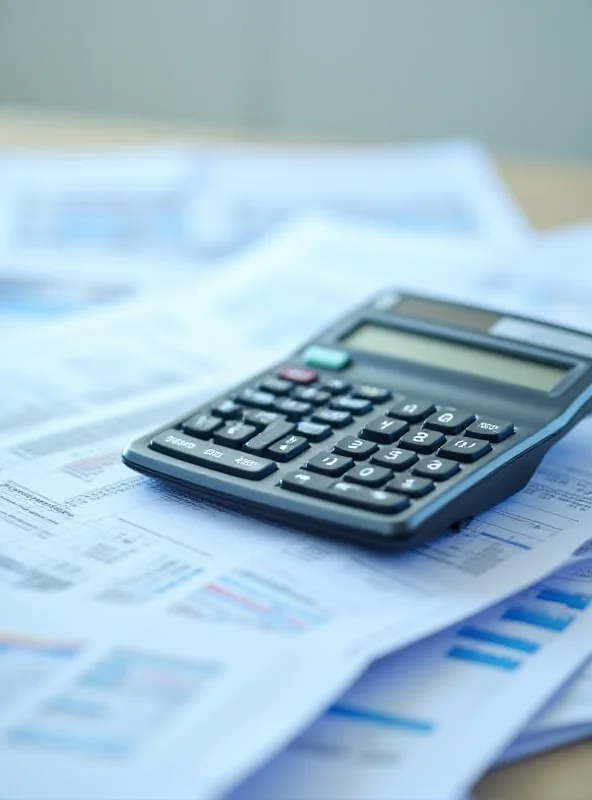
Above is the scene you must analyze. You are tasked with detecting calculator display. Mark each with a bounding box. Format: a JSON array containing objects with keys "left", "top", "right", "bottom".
[{"left": 344, "top": 324, "right": 569, "bottom": 391}]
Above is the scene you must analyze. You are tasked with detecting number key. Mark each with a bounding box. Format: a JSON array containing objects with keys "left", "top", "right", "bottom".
[
  {"left": 424, "top": 409, "right": 475, "bottom": 435},
  {"left": 344, "top": 464, "right": 392, "bottom": 487},
  {"left": 388, "top": 399, "right": 435, "bottom": 422},
  {"left": 371, "top": 447, "right": 418, "bottom": 471},
  {"left": 386, "top": 474, "right": 434, "bottom": 498},
  {"left": 438, "top": 436, "right": 492, "bottom": 463},
  {"left": 360, "top": 416, "right": 409, "bottom": 444},
  {"left": 413, "top": 456, "right": 460, "bottom": 481},
  {"left": 333, "top": 436, "right": 378, "bottom": 460},
  {"left": 398, "top": 429, "right": 446, "bottom": 454},
  {"left": 305, "top": 451, "right": 354, "bottom": 477}
]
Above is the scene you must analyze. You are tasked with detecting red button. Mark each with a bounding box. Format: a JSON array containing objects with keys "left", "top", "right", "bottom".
[{"left": 278, "top": 366, "right": 318, "bottom": 384}]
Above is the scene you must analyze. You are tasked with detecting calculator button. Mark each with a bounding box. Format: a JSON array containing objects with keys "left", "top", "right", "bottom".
[
  {"left": 266, "top": 434, "right": 309, "bottom": 462},
  {"left": 330, "top": 396, "right": 373, "bottom": 415},
  {"left": 386, "top": 474, "right": 434, "bottom": 498},
  {"left": 243, "top": 421, "right": 296, "bottom": 455},
  {"left": 213, "top": 422, "right": 258, "bottom": 447},
  {"left": 438, "top": 436, "right": 492, "bottom": 463},
  {"left": 292, "top": 386, "right": 331, "bottom": 405},
  {"left": 352, "top": 385, "right": 392, "bottom": 403},
  {"left": 319, "top": 378, "right": 350, "bottom": 395},
  {"left": 150, "top": 431, "right": 277, "bottom": 479},
  {"left": 333, "top": 436, "right": 379, "bottom": 460},
  {"left": 236, "top": 389, "right": 276, "bottom": 409},
  {"left": 243, "top": 409, "right": 284, "bottom": 429},
  {"left": 413, "top": 456, "right": 460, "bottom": 481},
  {"left": 295, "top": 421, "right": 332, "bottom": 442},
  {"left": 260, "top": 377, "right": 293, "bottom": 396},
  {"left": 329, "top": 482, "right": 410, "bottom": 513},
  {"left": 182, "top": 414, "right": 222, "bottom": 439},
  {"left": 398, "top": 429, "right": 446, "bottom": 454},
  {"left": 465, "top": 418, "right": 514, "bottom": 442},
  {"left": 302, "top": 345, "right": 351, "bottom": 371},
  {"left": 424, "top": 410, "right": 476, "bottom": 435},
  {"left": 311, "top": 408, "right": 353, "bottom": 428},
  {"left": 360, "top": 416, "right": 409, "bottom": 444},
  {"left": 211, "top": 399, "right": 243, "bottom": 419},
  {"left": 273, "top": 398, "right": 314, "bottom": 418},
  {"left": 278, "top": 366, "right": 317, "bottom": 384},
  {"left": 344, "top": 464, "right": 392, "bottom": 487},
  {"left": 387, "top": 399, "right": 436, "bottom": 423},
  {"left": 371, "top": 447, "right": 418, "bottom": 471},
  {"left": 305, "top": 452, "right": 354, "bottom": 476},
  {"left": 281, "top": 470, "right": 333, "bottom": 495}
]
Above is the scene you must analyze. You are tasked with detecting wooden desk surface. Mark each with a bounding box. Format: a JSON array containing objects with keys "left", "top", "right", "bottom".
[{"left": 1, "top": 106, "right": 591, "bottom": 800}]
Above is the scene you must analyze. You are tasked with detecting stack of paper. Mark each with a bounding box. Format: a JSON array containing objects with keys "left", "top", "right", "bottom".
[{"left": 1, "top": 138, "right": 592, "bottom": 799}]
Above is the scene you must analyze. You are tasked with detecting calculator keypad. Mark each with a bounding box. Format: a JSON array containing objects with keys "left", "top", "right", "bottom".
[{"left": 154, "top": 366, "right": 516, "bottom": 516}]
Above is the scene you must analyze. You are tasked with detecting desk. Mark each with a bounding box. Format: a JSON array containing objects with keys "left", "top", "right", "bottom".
[{"left": 1, "top": 106, "right": 592, "bottom": 800}]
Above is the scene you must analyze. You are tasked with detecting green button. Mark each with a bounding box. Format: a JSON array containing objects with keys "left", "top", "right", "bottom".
[{"left": 302, "top": 345, "right": 351, "bottom": 371}]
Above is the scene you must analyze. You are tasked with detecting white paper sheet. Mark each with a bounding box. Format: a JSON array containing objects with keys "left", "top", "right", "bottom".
[
  {"left": 0, "top": 140, "right": 527, "bottom": 263},
  {"left": 2, "top": 391, "right": 592, "bottom": 798},
  {"left": 230, "top": 556, "right": 592, "bottom": 800},
  {"left": 0, "top": 138, "right": 529, "bottom": 339}
]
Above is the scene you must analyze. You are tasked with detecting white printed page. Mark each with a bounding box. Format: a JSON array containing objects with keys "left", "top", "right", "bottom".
[
  {"left": 230, "top": 557, "right": 592, "bottom": 800},
  {"left": 0, "top": 597, "right": 363, "bottom": 800},
  {"left": 0, "top": 140, "right": 528, "bottom": 262},
  {"left": 2, "top": 395, "right": 592, "bottom": 798}
]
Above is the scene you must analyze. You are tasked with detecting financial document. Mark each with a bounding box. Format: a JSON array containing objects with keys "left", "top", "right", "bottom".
[
  {"left": 0, "top": 140, "right": 527, "bottom": 260},
  {"left": 0, "top": 140, "right": 527, "bottom": 332},
  {"left": 232, "top": 556, "right": 592, "bottom": 800},
  {"left": 2, "top": 390, "right": 592, "bottom": 798}
]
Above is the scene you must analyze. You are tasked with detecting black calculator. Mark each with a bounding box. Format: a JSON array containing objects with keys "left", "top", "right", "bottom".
[{"left": 122, "top": 292, "right": 592, "bottom": 549}]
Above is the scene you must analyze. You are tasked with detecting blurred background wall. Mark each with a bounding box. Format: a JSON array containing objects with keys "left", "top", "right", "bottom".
[{"left": 0, "top": 0, "right": 590, "bottom": 157}]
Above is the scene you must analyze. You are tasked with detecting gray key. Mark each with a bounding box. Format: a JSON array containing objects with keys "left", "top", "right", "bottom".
[{"left": 243, "top": 420, "right": 296, "bottom": 454}]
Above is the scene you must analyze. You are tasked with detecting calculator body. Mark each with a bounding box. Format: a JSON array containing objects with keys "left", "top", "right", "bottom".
[{"left": 123, "top": 292, "right": 592, "bottom": 549}]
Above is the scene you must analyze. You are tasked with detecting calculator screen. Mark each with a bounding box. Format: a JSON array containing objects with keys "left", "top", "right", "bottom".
[{"left": 344, "top": 324, "right": 569, "bottom": 391}]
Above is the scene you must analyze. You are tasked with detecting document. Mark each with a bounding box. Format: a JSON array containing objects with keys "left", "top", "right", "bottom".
[
  {"left": 196, "top": 217, "right": 592, "bottom": 365},
  {"left": 0, "top": 140, "right": 527, "bottom": 262},
  {"left": 2, "top": 392, "right": 592, "bottom": 798},
  {"left": 231, "top": 556, "right": 592, "bottom": 800},
  {"left": 498, "top": 542, "right": 592, "bottom": 763}
]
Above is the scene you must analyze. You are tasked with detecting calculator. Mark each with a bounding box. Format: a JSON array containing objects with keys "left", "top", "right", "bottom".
[{"left": 122, "top": 292, "right": 592, "bottom": 549}]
